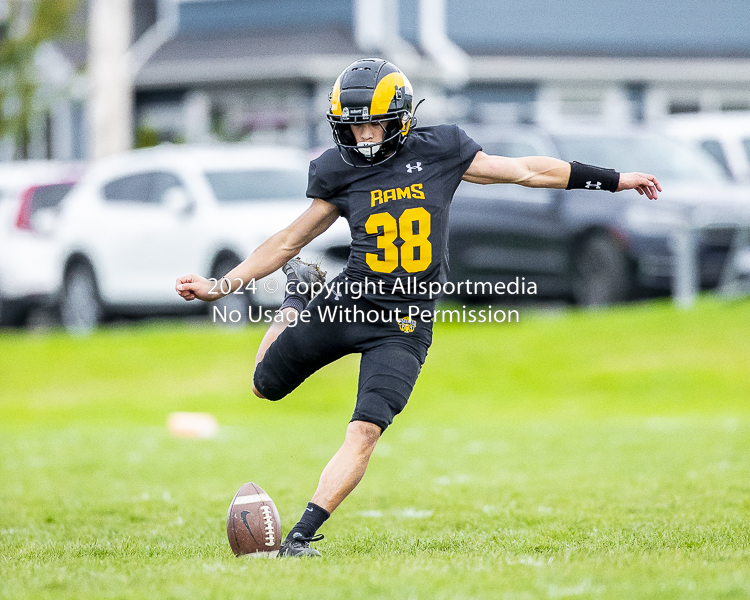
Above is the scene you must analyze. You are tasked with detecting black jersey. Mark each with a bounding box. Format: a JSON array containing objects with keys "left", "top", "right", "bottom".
[{"left": 307, "top": 124, "right": 481, "bottom": 309}]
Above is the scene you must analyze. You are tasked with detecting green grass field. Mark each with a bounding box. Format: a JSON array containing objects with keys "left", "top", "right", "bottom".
[{"left": 2, "top": 298, "right": 750, "bottom": 599}]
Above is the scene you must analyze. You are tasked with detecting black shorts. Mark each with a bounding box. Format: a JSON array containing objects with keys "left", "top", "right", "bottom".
[{"left": 253, "top": 281, "right": 433, "bottom": 431}]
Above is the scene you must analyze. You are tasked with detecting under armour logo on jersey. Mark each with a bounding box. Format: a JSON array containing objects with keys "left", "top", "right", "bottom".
[
  {"left": 585, "top": 181, "right": 602, "bottom": 190},
  {"left": 406, "top": 162, "right": 422, "bottom": 173}
]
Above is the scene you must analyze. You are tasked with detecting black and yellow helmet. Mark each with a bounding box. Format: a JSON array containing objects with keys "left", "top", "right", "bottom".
[{"left": 327, "top": 58, "right": 415, "bottom": 166}]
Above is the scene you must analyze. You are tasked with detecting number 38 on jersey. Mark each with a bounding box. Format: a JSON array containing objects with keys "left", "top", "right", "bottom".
[{"left": 365, "top": 207, "right": 432, "bottom": 274}]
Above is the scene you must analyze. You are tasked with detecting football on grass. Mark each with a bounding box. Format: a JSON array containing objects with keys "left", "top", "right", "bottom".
[{"left": 226, "top": 482, "right": 282, "bottom": 557}]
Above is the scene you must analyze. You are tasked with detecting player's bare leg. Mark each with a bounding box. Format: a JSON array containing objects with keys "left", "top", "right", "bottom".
[
  {"left": 279, "top": 420, "right": 381, "bottom": 558},
  {"left": 311, "top": 420, "right": 382, "bottom": 513}
]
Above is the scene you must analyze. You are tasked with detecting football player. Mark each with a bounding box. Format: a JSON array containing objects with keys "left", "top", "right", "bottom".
[{"left": 176, "top": 58, "right": 661, "bottom": 557}]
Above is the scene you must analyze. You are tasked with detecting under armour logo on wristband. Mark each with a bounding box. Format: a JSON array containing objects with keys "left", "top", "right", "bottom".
[
  {"left": 568, "top": 162, "right": 619, "bottom": 193},
  {"left": 406, "top": 162, "right": 422, "bottom": 173}
]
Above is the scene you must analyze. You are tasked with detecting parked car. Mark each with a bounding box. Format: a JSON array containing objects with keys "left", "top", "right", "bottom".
[
  {"left": 52, "top": 144, "right": 351, "bottom": 333},
  {"left": 448, "top": 125, "right": 750, "bottom": 306},
  {"left": 0, "top": 161, "right": 80, "bottom": 326},
  {"left": 661, "top": 112, "right": 750, "bottom": 182}
]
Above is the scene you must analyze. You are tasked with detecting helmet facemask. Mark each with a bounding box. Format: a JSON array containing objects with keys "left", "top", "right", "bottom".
[{"left": 330, "top": 115, "right": 410, "bottom": 166}]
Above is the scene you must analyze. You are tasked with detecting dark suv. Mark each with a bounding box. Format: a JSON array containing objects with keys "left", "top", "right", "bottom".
[{"left": 448, "top": 125, "right": 748, "bottom": 306}]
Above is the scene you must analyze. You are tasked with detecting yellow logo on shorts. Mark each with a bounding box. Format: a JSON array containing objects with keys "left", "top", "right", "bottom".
[{"left": 398, "top": 317, "right": 416, "bottom": 333}]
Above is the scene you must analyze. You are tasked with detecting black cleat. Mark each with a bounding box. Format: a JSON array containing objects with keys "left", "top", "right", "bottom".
[
  {"left": 281, "top": 258, "right": 326, "bottom": 308},
  {"left": 278, "top": 533, "right": 324, "bottom": 558}
]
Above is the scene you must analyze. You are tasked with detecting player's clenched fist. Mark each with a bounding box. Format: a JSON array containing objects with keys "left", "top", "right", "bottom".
[{"left": 175, "top": 274, "right": 217, "bottom": 302}]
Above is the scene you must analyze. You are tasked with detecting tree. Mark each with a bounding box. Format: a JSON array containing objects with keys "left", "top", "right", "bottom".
[{"left": 0, "top": 0, "right": 78, "bottom": 159}]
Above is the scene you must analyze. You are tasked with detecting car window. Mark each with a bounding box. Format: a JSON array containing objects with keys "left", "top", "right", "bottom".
[
  {"left": 699, "top": 140, "right": 733, "bottom": 179},
  {"left": 205, "top": 170, "right": 308, "bottom": 202},
  {"left": 31, "top": 183, "right": 74, "bottom": 215},
  {"left": 554, "top": 134, "right": 728, "bottom": 183},
  {"left": 103, "top": 172, "right": 183, "bottom": 204},
  {"left": 103, "top": 173, "right": 151, "bottom": 203},
  {"left": 150, "top": 172, "right": 184, "bottom": 203}
]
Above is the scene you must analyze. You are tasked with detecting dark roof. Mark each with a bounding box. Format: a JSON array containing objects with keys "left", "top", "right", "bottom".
[
  {"left": 150, "top": 27, "right": 356, "bottom": 62},
  {"left": 136, "top": 26, "right": 358, "bottom": 88},
  {"left": 448, "top": 0, "right": 750, "bottom": 60}
]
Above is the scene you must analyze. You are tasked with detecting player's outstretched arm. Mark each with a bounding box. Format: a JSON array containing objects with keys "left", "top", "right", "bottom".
[
  {"left": 175, "top": 198, "right": 340, "bottom": 302},
  {"left": 462, "top": 151, "right": 571, "bottom": 188},
  {"left": 462, "top": 151, "right": 661, "bottom": 199}
]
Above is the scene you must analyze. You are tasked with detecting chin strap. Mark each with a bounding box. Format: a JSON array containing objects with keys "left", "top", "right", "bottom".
[
  {"left": 401, "top": 99, "right": 424, "bottom": 137},
  {"left": 411, "top": 99, "right": 425, "bottom": 128}
]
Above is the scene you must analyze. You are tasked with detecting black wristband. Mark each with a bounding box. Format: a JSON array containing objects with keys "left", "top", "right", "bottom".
[{"left": 566, "top": 161, "right": 620, "bottom": 193}]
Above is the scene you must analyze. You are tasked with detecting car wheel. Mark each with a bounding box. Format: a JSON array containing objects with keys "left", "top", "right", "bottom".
[
  {"left": 211, "top": 256, "right": 252, "bottom": 327},
  {"left": 0, "top": 296, "right": 27, "bottom": 327},
  {"left": 572, "top": 233, "right": 632, "bottom": 307},
  {"left": 60, "top": 263, "right": 103, "bottom": 335}
]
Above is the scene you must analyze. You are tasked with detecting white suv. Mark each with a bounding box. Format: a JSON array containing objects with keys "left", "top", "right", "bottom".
[
  {"left": 0, "top": 162, "right": 80, "bottom": 326},
  {"left": 53, "top": 145, "right": 351, "bottom": 333},
  {"left": 661, "top": 112, "right": 750, "bottom": 182}
]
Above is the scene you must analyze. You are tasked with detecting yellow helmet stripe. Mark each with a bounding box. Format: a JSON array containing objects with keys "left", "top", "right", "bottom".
[
  {"left": 370, "top": 72, "right": 409, "bottom": 116},
  {"left": 330, "top": 76, "right": 342, "bottom": 116}
]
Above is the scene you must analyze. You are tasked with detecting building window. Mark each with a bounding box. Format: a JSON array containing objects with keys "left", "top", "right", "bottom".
[{"left": 669, "top": 99, "right": 701, "bottom": 115}]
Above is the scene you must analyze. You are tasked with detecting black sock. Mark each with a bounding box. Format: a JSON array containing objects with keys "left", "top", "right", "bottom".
[
  {"left": 279, "top": 295, "right": 305, "bottom": 313},
  {"left": 279, "top": 275, "right": 307, "bottom": 312},
  {"left": 285, "top": 502, "right": 330, "bottom": 542}
]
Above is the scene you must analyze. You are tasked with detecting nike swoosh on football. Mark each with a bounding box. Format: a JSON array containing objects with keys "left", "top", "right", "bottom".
[{"left": 240, "top": 510, "right": 260, "bottom": 545}]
